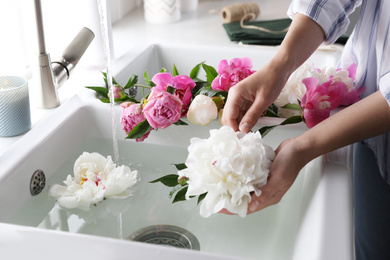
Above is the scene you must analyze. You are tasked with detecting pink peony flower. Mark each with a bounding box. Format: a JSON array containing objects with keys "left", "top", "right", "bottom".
[
  {"left": 172, "top": 75, "right": 196, "bottom": 115},
  {"left": 346, "top": 63, "right": 357, "bottom": 81},
  {"left": 301, "top": 63, "right": 366, "bottom": 128},
  {"left": 151, "top": 73, "right": 195, "bottom": 116},
  {"left": 120, "top": 103, "right": 152, "bottom": 142},
  {"left": 211, "top": 57, "right": 255, "bottom": 91},
  {"left": 151, "top": 73, "right": 173, "bottom": 92},
  {"left": 120, "top": 102, "right": 134, "bottom": 109},
  {"left": 143, "top": 90, "right": 183, "bottom": 129},
  {"left": 341, "top": 86, "right": 366, "bottom": 106},
  {"left": 301, "top": 77, "right": 344, "bottom": 128},
  {"left": 111, "top": 85, "right": 122, "bottom": 99},
  {"left": 339, "top": 63, "right": 366, "bottom": 106}
]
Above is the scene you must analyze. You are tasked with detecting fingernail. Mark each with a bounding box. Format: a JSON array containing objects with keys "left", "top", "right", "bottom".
[
  {"left": 239, "top": 122, "right": 250, "bottom": 133},
  {"left": 249, "top": 200, "right": 259, "bottom": 212}
]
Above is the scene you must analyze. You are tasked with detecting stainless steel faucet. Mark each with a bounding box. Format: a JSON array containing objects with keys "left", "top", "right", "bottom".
[{"left": 33, "top": 0, "right": 95, "bottom": 108}]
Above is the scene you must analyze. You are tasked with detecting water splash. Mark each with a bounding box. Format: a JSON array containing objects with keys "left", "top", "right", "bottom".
[
  {"left": 117, "top": 213, "right": 123, "bottom": 239},
  {"left": 96, "top": 0, "right": 119, "bottom": 163}
]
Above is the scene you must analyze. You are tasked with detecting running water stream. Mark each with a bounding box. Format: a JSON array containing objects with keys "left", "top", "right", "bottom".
[
  {"left": 96, "top": 0, "right": 123, "bottom": 239},
  {"left": 96, "top": 0, "right": 120, "bottom": 164}
]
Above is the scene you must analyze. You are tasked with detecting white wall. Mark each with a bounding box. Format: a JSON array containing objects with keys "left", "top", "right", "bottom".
[{"left": 110, "top": 0, "right": 142, "bottom": 24}]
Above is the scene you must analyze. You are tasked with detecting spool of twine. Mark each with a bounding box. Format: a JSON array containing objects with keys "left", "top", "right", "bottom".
[
  {"left": 222, "top": 2, "right": 260, "bottom": 23},
  {"left": 222, "top": 2, "right": 290, "bottom": 35}
]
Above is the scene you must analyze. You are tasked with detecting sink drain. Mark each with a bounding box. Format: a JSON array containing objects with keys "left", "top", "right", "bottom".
[
  {"left": 128, "top": 225, "right": 200, "bottom": 250},
  {"left": 30, "top": 170, "right": 46, "bottom": 196}
]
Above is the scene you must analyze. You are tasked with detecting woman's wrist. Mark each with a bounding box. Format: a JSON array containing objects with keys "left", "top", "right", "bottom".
[{"left": 285, "top": 136, "right": 316, "bottom": 169}]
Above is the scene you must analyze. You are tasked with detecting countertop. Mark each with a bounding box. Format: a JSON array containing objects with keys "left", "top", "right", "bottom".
[{"left": 0, "top": 0, "right": 294, "bottom": 156}]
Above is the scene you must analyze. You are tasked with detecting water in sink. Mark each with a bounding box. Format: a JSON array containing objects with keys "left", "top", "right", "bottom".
[
  {"left": 5, "top": 134, "right": 322, "bottom": 260},
  {"left": 0, "top": 43, "right": 350, "bottom": 259}
]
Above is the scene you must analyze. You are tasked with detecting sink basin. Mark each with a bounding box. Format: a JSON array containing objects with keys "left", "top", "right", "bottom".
[{"left": 0, "top": 43, "right": 352, "bottom": 260}]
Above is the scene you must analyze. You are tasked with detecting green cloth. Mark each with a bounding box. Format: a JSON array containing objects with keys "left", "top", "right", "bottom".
[{"left": 223, "top": 18, "right": 349, "bottom": 45}]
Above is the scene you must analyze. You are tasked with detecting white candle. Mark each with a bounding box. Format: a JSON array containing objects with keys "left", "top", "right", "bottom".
[
  {"left": 143, "top": 0, "right": 181, "bottom": 24},
  {"left": 0, "top": 76, "right": 31, "bottom": 137}
]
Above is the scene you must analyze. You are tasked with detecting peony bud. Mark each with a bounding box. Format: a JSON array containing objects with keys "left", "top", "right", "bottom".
[
  {"left": 187, "top": 94, "right": 218, "bottom": 126},
  {"left": 177, "top": 176, "right": 188, "bottom": 186}
]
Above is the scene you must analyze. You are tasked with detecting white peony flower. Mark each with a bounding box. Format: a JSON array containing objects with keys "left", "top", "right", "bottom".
[
  {"left": 275, "top": 63, "right": 313, "bottom": 108},
  {"left": 179, "top": 126, "right": 275, "bottom": 217},
  {"left": 49, "top": 152, "right": 138, "bottom": 211},
  {"left": 312, "top": 66, "right": 355, "bottom": 91},
  {"left": 187, "top": 94, "right": 218, "bottom": 126}
]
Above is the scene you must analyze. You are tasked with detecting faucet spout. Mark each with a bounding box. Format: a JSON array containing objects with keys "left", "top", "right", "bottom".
[
  {"left": 33, "top": 0, "right": 95, "bottom": 109},
  {"left": 51, "top": 28, "right": 95, "bottom": 88}
]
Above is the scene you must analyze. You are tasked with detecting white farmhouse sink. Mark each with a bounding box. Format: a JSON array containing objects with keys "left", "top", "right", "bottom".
[{"left": 0, "top": 43, "right": 352, "bottom": 260}]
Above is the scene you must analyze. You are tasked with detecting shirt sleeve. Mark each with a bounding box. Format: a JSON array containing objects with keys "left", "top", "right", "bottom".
[
  {"left": 377, "top": 1, "right": 390, "bottom": 106},
  {"left": 288, "top": 0, "right": 362, "bottom": 44}
]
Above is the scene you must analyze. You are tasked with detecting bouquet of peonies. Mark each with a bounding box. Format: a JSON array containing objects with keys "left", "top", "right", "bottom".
[
  {"left": 87, "top": 58, "right": 365, "bottom": 217},
  {"left": 87, "top": 58, "right": 257, "bottom": 141},
  {"left": 87, "top": 58, "right": 365, "bottom": 139}
]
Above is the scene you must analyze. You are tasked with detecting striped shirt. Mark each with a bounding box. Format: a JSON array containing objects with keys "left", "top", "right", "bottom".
[{"left": 288, "top": 0, "right": 390, "bottom": 183}]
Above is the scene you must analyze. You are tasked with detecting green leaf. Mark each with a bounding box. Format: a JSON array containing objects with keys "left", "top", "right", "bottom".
[
  {"left": 160, "top": 68, "right": 167, "bottom": 73},
  {"left": 280, "top": 115, "right": 303, "bottom": 125},
  {"left": 102, "top": 72, "right": 108, "bottom": 87},
  {"left": 197, "top": 192, "right": 207, "bottom": 205},
  {"left": 144, "top": 71, "right": 156, "bottom": 87},
  {"left": 172, "top": 186, "right": 188, "bottom": 203},
  {"left": 195, "top": 85, "right": 228, "bottom": 99},
  {"left": 85, "top": 86, "right": 108, "bottom": 97},
  {"left": 191, "top": 81, "right": 208, "bottom": 96},
  {"left": 114, "top": 95, "right": 139, "bottom": 103},
  {"left": 174, "top": 163, "right": 187, "bottom": 171},
  {"left": 124, "top": 75, "right": 138, "bottom": 89},
  {"left": 282, "top": 103, "right": 303, "bottom": 110},
  {"left": 198, "top": 87, "right": 220, "bottom": 97},
  {"left": 144, "top": 70, "right": 151, "bottom": 84},
  {"left": 126, "top": 120, "right": 151, "bottom": 139},
  {"left": 190, "top": 62, "right": 203, "bottom": 79},
  {"left": 112, "top": 76, "right": 118, "bottom": 85},
  {"left": 258, "top": 115, "right": 303, "bottom": 137},
  {"left": 202, "top": 63, "right": 218, "bottom": 83},
  {"left": 99, "top": 98, "right": 110, "bottom": 103},
  {"left": 173, "top": 64, "right": 179, "bottom": 76},
  {"left": 169, "top": 185, "right": 183, "bottom": 198},
  {"left": 264, "top": 104, "right": 280, "bottom": 118},
  {"left": 167, "top": 86, "right": 175, "bottom": 94},
  {"left": 149, "top": 174, "right": 180, "bottom": 187},
  {"left": 102, "top": 72, "right": 118, "bottom": 86},
  {"left": 173, "top": 119, "right": 188, "bottom": 126},
  {"left": 258, "top": 125, "right": 277, "bottom": 137}
]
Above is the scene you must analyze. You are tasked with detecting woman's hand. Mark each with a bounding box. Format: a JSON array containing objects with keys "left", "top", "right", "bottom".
[
  {"left": 247, "top": 138, "right": 307, "bottom": 213},
  {"left": 221, "top": 61, "right": 290, "bottom": 133},
  {"left": 221, "top": 14, "right": 326, "bottom": 133},
  {"left": 218, "top": 137, "right": 309, "bottom": 216}
]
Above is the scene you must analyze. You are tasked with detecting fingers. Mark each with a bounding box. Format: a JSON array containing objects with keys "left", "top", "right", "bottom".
[
  {"left": 247, "top": 187, "right": 283, "bottom": 214},
  {"left": 238, "top": 98, "right": 269, "bottom": 133},
  {"left": 221, "top": 89, "right": 247, "bottom": 132},
  {"left": 219, "top": 209, "right": 236, "bottom": 215},
  {"left": 247, "top": 172, "right": 282, "bottom": 214},
  {"left": 221, "top": 105, "right": 240, "bottom": 132},
  {"left": 222, "top": 90, "right": 265, "bottom": 133},
  {"left": 222, "top": 75, "right": 273, "bottom": 133},
  {"left": 247, "top": 141, "right": 302, "bottom": 214}
]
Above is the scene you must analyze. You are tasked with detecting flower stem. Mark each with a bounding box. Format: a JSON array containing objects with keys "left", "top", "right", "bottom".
[{"left": 134, "top": 84, "right": 152, "bottom": 89}]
